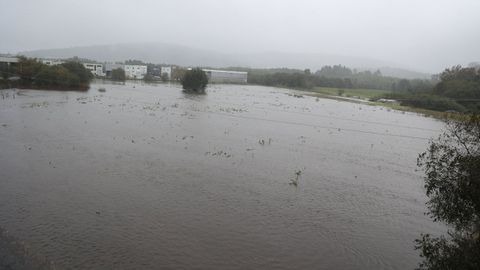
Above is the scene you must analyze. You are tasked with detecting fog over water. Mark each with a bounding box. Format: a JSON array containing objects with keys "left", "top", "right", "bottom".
[{"left": 1, "top": 0, "right": 480, "bottom": 72}]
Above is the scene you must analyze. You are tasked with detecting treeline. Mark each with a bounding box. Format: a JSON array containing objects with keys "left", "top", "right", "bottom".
[
  {"left": 246, "top": 64, "right": 480, "bottom": 113},
  {"left": 383, "top": 66, "right": 480, "bottom": 113},
  {"left": 1, "top": 57, "right": 93, "bottom": 90},
  {"left": 247, "top": 65, "right": 434, "bottom": 92}
]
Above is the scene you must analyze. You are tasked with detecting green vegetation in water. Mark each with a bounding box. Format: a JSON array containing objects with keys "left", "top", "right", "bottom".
[
  {"left": 143, "top": 73, "right": 156, "bottom": 82},
  {"left": 289, "top": 168, "right": 304, "bottom": 187},
  {"left": 10, "top": 57, "right": 92, "bottom": 91},
  {"left": 181, "top": 68, "right": 208, "bottom": 94},
  {"left": 258, "top": 138, "right": 273, "bottom": 146},
  {"left": 111, "top": 68, "right": 126, "bottom": 82}
]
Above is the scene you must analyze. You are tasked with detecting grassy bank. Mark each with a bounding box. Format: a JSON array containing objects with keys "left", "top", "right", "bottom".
[
  {"left": 299, "top": 87, "right": 455, "bottom": 119},
  {"left": 310, "top": 87, "right": 391, "bottom": 100}
]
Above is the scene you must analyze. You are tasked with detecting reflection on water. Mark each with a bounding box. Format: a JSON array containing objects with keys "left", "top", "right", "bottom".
[{"left": 0, "top": 82, "right": 445, "bottom": 269}]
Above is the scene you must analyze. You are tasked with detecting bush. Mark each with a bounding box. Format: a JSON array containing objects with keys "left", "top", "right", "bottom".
[
  {"left": 143, "top": 73, "right": 155, "bottom": 82},
  {"left": 35, "top": 65, "right": 72, "bottom": 88},
  {"left": 382, "top": 93, "right": 466, "bottom": 112},
  {"left": 111, "top": 68, "right": 126, "bottom": 81},
  {"left": 181, "top": 68, "right": 208, "bottom": 93},
  {"left": 402, "top": 94, "right": 466, "bottom": 112},
  {"left": 61, "top": 61, "right": 93, "bottom": 85},
  {"left": 161, "top": 72, "right": 169, "bottom": 82},
  {"left": 15, "top": 57, "right": 91, "bottom": 90}
]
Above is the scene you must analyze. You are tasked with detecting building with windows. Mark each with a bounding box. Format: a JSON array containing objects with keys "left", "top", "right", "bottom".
[
  {"left": 41, "top": 59, "right": 64, "bottom": 66},
  {"left": 202, "top": 69, "right": 248, "bottom": 84},
  {"left": 124, "top": 65, "right": 147, "bottom": 79},
  {"left": 161, "top": 66, "right": 172, "bottom": 80},
  {"left": 104, "top": 63, "right": 123, "bottom": 77},
  {"left": 83, "top": 63, "right": 105, "bottom": 77},
  {"left": 39, "top": 58, "right": 105, "bottom": 77}
]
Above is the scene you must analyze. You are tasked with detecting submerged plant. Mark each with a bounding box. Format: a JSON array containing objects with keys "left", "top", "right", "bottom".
[{"left": 289, "top": 168, "right": 304, "bottom": 187}]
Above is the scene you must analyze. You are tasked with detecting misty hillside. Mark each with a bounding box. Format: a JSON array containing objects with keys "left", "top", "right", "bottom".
[
  {"left": 359, "top": 67, "right": 432, "bottom": 80},
  {"left": 20, "top": 43, "right": 430, "bottom": 79}
]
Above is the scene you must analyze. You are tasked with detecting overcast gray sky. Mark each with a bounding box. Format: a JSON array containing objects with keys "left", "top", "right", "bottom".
[{"left": 1, "top": 0, "right": 479, "bottom": 72}]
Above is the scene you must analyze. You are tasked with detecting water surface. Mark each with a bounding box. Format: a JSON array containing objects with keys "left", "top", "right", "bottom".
[{"left": 0, "top": 82, "right": 445, "bottom": 269}]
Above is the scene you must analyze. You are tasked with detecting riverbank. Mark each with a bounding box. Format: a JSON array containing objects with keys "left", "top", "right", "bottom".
[{"left": 296, "top": 86, "right": 455, "bottom": 119}]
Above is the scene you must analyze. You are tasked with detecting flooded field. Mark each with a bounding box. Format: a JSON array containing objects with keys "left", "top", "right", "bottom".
[{"left": 0, "top": 82, "right": 445, "bottom": 269}]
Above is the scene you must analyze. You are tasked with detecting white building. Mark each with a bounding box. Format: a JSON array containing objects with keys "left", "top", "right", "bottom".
[
  {"left": 160, "top": 66, "right": 172, "bottom": 80},
  {"left": 202, "top": 69, "right": 248, "bottom": 84},
  {"left": 39, "top": 58, "right": 105, "bottom": 77},
  {"left": 41, "top": 59, "right": 64, "bottom": 66},
  {"left": 124, "top": 65, "right": 147, "bottom": 79},
  {"left": 83, "top": 63, "right": 105, "bottom": 77},
  {"left": 104, "top": 63, "right": 123, "bottom": 77}
]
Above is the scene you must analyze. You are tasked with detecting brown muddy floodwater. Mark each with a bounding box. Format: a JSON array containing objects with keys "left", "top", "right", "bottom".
[{"left": 0, "top": 82, "right": 445, "bottom": 269}]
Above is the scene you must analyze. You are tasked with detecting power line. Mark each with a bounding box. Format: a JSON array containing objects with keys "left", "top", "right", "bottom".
[
  {"left": 197, "top": 109, "right": 433, "bottom": 141},
  {"left": 205, "top": 99, "right": 441, "bottom": 132},
  {"left": 97, "top": 89, "right": 435, "bottom": 141}
]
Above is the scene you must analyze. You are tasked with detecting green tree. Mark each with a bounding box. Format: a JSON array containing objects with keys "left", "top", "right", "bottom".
[
  {"left": 61, "top": 61, "right": 93, "bottom": 85},
  {"left": 433, "top": 66, "right": 480, "bottom": 112},
  {"left": 416, "top": 115, "right": 480, "bottom": 270},
  {"left": 161, "top": 72, "right": 169, "bottom": 82},
  {"left": 143, "top": 73, "right": 155, "bottom": 82},
  {"left": 181, "top": 68, "right": 208, "bottom": 93},
  {"left": 13, "top": 57, "right": 91, "bottom": 90},
  {"left": 35, "top": 65, "right": 79, "bottom": 89},
  {"left": 16, "top": 56, "right": 44, "bottom": 87},
  {"left": 171, "top": 67, "right": 186, "bottom": 81},
  {"left": 111, "top": 68, "right": 126, "bottom": 81}
]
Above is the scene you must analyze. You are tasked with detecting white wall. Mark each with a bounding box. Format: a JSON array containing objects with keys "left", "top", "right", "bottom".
[
  {"left": 161, "top": 66, "right": 172, "bottom": 79},
  {"left": 124, "top": 65, "right": 147, "bottom": 79},
  {"left": 83, "top": 63, "right": 104, "bottom": 77}
]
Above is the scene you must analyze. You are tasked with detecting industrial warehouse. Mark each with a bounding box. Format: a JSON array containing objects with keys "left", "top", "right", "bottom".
[{"left": 202, "top": 69, "right": 248, "bottom": 84}]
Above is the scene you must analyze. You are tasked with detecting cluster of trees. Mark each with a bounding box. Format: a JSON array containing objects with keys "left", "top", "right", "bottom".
[
  {"left": 247, "top": 65, "right": 434, "bottom": 92},
  {"left": 111, "top": 68, "right": 126, "bottom": 81},
  {"left": 248, "top": 71, "right": 314, "bottom": 89},
  {"left": 10, "top": 57, "right": 92, "bottom": 90},
  {"left": 247, "top": 64, "right": 480, "bottom": 113},
  {"left": 433, "top": 66, "right": 480, "bottom": 112},
  {"left": 383, "top": 66, "right": 480, "bottom": 113}
]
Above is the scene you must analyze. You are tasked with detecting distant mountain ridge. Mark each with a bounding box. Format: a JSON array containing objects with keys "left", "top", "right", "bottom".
[{"left": 18, "top": 42, "right": 431, "bottom": 79}]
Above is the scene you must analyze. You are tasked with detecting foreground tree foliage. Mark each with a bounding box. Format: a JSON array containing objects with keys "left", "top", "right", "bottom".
[
  {"left": 181, "top": 68, "right": 208, "bottom": 93},
  {"left": 416, "top": 115, "right": 480, "bottom": 270}
]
